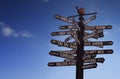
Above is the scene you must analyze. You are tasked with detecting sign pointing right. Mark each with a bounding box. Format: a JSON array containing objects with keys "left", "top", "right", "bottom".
[{"left": 59, "top": 25, "right": 112, "bottom": 30}]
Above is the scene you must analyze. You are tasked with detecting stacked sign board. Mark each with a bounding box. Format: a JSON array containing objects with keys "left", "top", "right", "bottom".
[{"left": 48, "top": 13, "right": 113, "bottom": 70}]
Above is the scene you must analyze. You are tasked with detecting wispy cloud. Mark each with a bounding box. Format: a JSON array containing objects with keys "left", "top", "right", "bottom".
[
  {"left": 0, "top": 22, "right": 32, "bottom": 38},
  {"left": 1, "top": 27, "right": 19, "bottom": 37},
  {"left": 20, "top": 31, "right": 32, "bottom": 37}
]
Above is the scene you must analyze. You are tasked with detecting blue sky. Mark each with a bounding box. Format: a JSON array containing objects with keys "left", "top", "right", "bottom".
[{"left": 0, "top": 0, "right": 120, "bottom": 79}]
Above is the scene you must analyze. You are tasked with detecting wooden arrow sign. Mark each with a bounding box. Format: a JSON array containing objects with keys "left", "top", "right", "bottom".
[
  {"left": 49, "top": 50, "right": 97, "bottom": 60},
  {"left": 50, "top": 50, "right": 76, "bottom": 54},
  {"left": 84, "top": 58, "right": 105, "bottom": 63},
  {"left": 69, "top": 41, "right": 113, "bottom": 48},
  {"left": 83, "top": 30, "right": 103, "bottom": 40},
  {"left": 85, "top": 49, "right": 113, "bottom": 55},
  {"left": 84, "top": 41, "right": 113, "bottom": 48},
  {"left": 48, "top": 61, "right": 97, "bottom": 69},
  {"left": 54, "top": 15, "right": 74, "bottom": 24},
  {"left": 83, "top": 63, "right": 97, "bottom": 69},
  {"left": 51, "top": 39, "right": 77, "bottom": 49},
  {"left": 54, "top": 15, "right": 96, "bottom": 25},
  {"left": 64, "top": 57, "right": 105, "bottom": 63},
  {"left": 51, "top": 31, "right": 73, "bottom": 36},
  {"left": 85, "top": 25, "right": 112, "bottom": 30},
  {"left": 65, "top": 32, "right": 104, "bottom": 42},
  {"left": 49, "top": 51, "right": 75, "bottom": 59},
  {"left": 83, "top": 54, "right": 96, "bottom": 60},
  {"left": 85, "top": 32, "right": 104, "bottom": 39},
  {"left": 59, "top": 25, "right": 112, "bottom": 30},
  {"left": 52, "top": 49, "right": 113, "bottom": 55},
  {"left": 48, "top": 61, "right": 75, "bottom": 66}
]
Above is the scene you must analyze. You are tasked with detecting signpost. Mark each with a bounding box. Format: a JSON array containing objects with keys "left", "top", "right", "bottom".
[
  {"left": 51, "top": 39, "right": 77, "bottom": 49},
  {"left": 54, "top": 15, "right": 74, "bottom": 24},
  {"left": 83, "top": 30, "right": 103, "bottom": 40},
  {"left": 49, "top": 49, "right": 113, "bottom": 55},
  {"left": 49, "top": 51, "right": 75, "bottom": 59},
  {"left": 65, "top": 32, "right": 104, "bottom": 42},
  {"left": 84, "top": 41, "right": 113, "bottom": 48},
  {"left": 85, "top": 49, "right": 113, "bottom": 55},
  {"left": 51, "top": 31, "right": 76, "bottom": 36},
  {"left": 84, "top": 58, "right": 105, "bottom": 63},
  {"left": 48, "top": 61, "right": 97, "bottom": 69},
  {"left": 48, "top": 7, "right": 113, "bottom": 79},
  {"left": 50, "top": 50, "right": 76, "bottom": 54},
  {"left": 83, "top": 54, "right": 96, "bottom": 60},
  {"left": 59, "top": 25, "right": 112, "bottom": 30}
]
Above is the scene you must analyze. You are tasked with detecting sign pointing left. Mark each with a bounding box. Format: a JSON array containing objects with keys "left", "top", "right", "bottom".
[
  {"left": 51, "top": 39, "right": 77, "bottom": 49},
  {"left": 54, "top": 15, "right": 74, "bottom": 24},
  {"left": 49, "top": 51, "right": 75, "bottom": 59}
]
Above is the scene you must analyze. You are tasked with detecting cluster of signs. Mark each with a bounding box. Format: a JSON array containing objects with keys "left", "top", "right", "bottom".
[{"left": 48, "top": 14, "right": 113, "bottom": 69}]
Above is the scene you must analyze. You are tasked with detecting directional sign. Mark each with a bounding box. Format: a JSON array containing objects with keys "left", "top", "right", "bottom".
[
  {"left": 54, "top": 15, "right": 74, "bottom": 24},
  {"left": 84, "top": 41, "right": 113, "bottom": 48},
  {"left": 51, "top": 39, "right": 77, "bottom": 49},
  {"left": 84, "top": 58, "right": 105, "bottom": 63},
  {"left": 51, "top": 31, "right": 76, "bottom": 36},
  {"left": 54, "top": 14, "right": 96, "bottom": 26},
  {"left": 64, "top": 58, "right": 76, "bottom": 62},
  {"left": 83, "top": 54, "right": 96, "bottom": 60},
  {"left": 51, "top": 30, "right": 103, "bottom": 40},
  {"left": 48, "top": 61, "right": 97, "bottom": 69},
  {"left": 59, "top": 25, "right": 75, "bottom": 30},
  {"left": 49, "top": 51, "right": 75, "bottom": 59},
  {"left": 56, "top": 49, "right": 113, "bottom": 55},
  {"left": 84, "top": 31, "right": 104, "bottom": 39},
  {"left": 85, "top": 49, "right": 113, "bottom": 55},
  {"left": 69, "top": 41, "right": 113, "bottom": 48},
  {"left": 63, "top": 56, "right": 104, "bottom": 63},
  {"left": 85, "top": 25, "right": 112, "bottom": 30},
  {"left": 49, "top": 50, "right": 97, "bottom": 60},
  {"left": 59, "top": 25, "right": 112, "bottom": 30},
  {"left": 64, "top": 54, "right": 96, "bottom": 62},
  {"left": 83, "top": 30, "right": 103, "bottom": 40},
  {"left": 65, "top": 32, "right": 104, "bottom": 42},
  {"left": 83, "top": 63, "right": 97, "bottom": 69},
  {"left": 48, "top": 61, "right": 75, "bottom": 66},
  {"left": 54, "top": 15, "right": 96, "bottom": 25},
  {"left": 83, "top": 15, "right": 96, "bottom": 24},
  {"left": 50, "top": 50, "right": 76, "bottom": 54}
]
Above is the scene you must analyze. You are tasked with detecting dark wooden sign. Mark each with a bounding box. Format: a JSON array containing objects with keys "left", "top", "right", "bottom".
[
  {"left": 48, "top": 61, "right": 97, "bottom": 69},
  {"left": 59, "top": 25, "right": 112, "bottom": 30}
]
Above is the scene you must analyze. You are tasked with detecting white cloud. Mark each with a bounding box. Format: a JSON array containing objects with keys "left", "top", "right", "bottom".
[
  {"left": 2, "top": 27, "right": 19, "bottom": 37},
  {"left": 0, "top": 22, "right": 32, "bottom": 38},
  {"left": 20, "top": 31, "right": 32, "bottom": 37}
]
